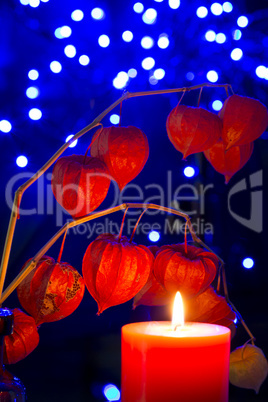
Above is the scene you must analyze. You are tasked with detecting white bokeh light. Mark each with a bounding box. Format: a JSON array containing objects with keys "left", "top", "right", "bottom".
[
  {"left": 50, "top": 61, "right": 62, "bottom": 73},
  {"left": 29, "top": 108, "right": 42, "bottom": 120},
  {"left": 122, "top": 31, "right": 133, "bottom": 42},
  {"left": 16, "top": 155, "right": 28, "bottom": 168},
  {"left": 196, "top": 6, "right": 208, "bottom": 18},
  {"left": 231, "top": 48, "right": 243, "bottom": 60},
  {"left": 71, "top": 10, "right": 84, "bottom": 21},
  {"left": 141, "top": 57, "right": 155, "bottom": 70},
  {"left": 65, "top": 134, "right": 78, "bottom": 148},
  {"left": 207, "top": 70, "right": 219, "bottom": 82},
  {"left": 98, "top": 35, "right": 110, "bottom": 48},
  {"left": 64, "top": 45, "right": 76, "bottom": 58},
  {"left": 0, "top": 120, "right": 12, "bottom": 133},
  {"left": 79, "top": 55, "right": 90, "bottom": 66}
]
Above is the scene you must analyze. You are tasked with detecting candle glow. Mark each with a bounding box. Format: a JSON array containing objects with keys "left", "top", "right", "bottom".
[{"left": 172, "top": 291, "right": 184, "bottom": 330}]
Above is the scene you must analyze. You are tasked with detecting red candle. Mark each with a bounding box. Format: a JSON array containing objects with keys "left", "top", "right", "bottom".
[{"left": 121, "top": 293, "right": 230, "bottom": 402}]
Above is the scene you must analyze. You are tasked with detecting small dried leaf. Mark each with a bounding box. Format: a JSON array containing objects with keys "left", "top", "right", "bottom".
[{"left": 229, "top": 344, "right": 268, "bottom": 393}]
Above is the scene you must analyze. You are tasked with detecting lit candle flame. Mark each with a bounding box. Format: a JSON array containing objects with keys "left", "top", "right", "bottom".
[{"left": 172, "top": 291, "right": 184, "bottom": 330}]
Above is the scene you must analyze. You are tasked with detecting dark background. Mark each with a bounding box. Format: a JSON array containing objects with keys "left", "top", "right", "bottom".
[{"left": 0, "top": 0, "right": 267, "bottom": 400}]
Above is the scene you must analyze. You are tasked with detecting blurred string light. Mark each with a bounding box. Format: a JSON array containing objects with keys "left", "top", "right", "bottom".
[
  {"left": 113, "top": 71, "right": 129, "bottom": 89},
  {"left": 141, "top": 57, "right": 155, "bottom": 70},
  {"left": 29, "top": 0, "right": 40, "bottom": 8},
  {"left": 232, "top": 29, "right": 242, "bottom": 40},
  {"left": 103, "top": 384, "right": 120, "bottom": 401},
  {"left": 154, "top": 68, "right": 165, "bottom": 80},
  {"left": 50, "top": 61, "right": 62, "bottom": 73},
  {"left": 148, "top": 231, "right": 160, "bottom": 242},
  {"left": 133, "top": 2, "right": 144, "bottom": 13},
  {"left": 91, "top": 8, "right": 105, "bottom": 20},
  {"left": 122, "top": 31, "right": 134, "bottom": 42},
  {"left": 230, "top": 48, "right": 243, "bottom": 60},
  {"left": 28, "top": 69, "right": 39, "bottom": 80},
  {"left": 0, "top": 120, "right": 12, "bottom": 133},
  {"left": 157, "top": 34, "right": 169, "bottom": 49},
  {"left": 207, "top": 70, "right": 218, "bottom": 82},
  {"left": 142, "top": 8, "right": 157, "bottom": 24},
  {"left": 110, "top": 114, "right": 120, "bottom": 124},
  {"left": 186, "top": 72, "right": 195, "bottom": 81},
  {"left": 26, "top": 86, "right": 39, "bottom": 99},
  {"left": 169, "top": 0, "right": 180, "bottom": 10},
  {"left": 128, "top": 68, "right": 137, "bottom": 78},
  {"left": 71, "top": 10, "right": 84, "bottom": 21},
  {"left": 210, "top": 3, "right": 223, "bottom": 16},
  {"left": 237, "top": 16, "right": 248, "bottom": 28},
  {"left": 216, "top": 33, "right": 226, "bottom": 44},
  {"left": 212, "top": 100, "right": 223, "bottom": 111},
  {"left": 98, "top": 35, "right": 110, "bottom": 48},
  {"left": 29, "top": 108, "right": 42, "bottom": 120},
  {"left": 205, "top": 30, "right": 216, "bottom": 42},
  {"left": 79, "top": 55, "right": 90, "bottom": 66},
  {"left": 65, "top": 134, "right": 78, "bottom": 148},
  {"left": 184, "top": 166, "right": 196, "bottom": 178},
  {"left": 54, "top": 26, "right": 72, "bottom": 39},
  {"left": 242, "top": 257, "right": 254, "bottom": 269},
  {"left": 141, "top": 36, "right": 154, "bottom": 49},
  {"left": 255, "top": 65, "right": 267, "bottom": 79},
  {"left": 64, "top": 45, "right": 76, "bottom": 58},
  {"left": 16, "top": 155, "right": 28, "bottom": 168},
  {"left": 196, "top": 6, "right": 208, "bottom": 18},
  {"left": 223, "top": 2, "right": 233, "bottom": 13}
]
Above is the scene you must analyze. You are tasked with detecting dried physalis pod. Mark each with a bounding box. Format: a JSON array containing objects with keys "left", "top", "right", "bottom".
[
  {"left": 51, "top": 154, "right": 111, "bottom": 218},
  {"left": 229, "top": 344, "right": 268, "bottom": 393},
  {"left": 153, "top": 244, "right": 218, "bottom": 299},
  {"left": 166, "top": 105, "right": 222, "bottom": 159},
  {"left": 219, "top": 94, "right": 268, "bottom": 150},
  {"left": 4, "top": 309, "right": 39, "bottom": 364},
  {"left": 204, "top": 138, "right": 253, "bottom": 183},
  {"left": 82, "top": 234, "right": 154, "bottom": 314},
  {"left": 17, "top": 256, "right": 85, "bottom": 325},
  {"left": 90, "top": 126, "right": 149, "bottom": 190}
]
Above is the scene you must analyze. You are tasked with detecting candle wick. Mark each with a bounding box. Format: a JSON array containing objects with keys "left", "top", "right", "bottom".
[{"left": 173, "top": 324, "right": 182, "bottom": 331}]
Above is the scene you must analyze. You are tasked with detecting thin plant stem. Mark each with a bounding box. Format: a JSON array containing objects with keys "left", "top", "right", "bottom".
[
  {"left": 83, "top": 124, "right": 104, "bottom": 163},
  {"left": 0, "top": 83, "right": 232, "bottom": 300},
  {"left": 197, "top": 87, "right": 203, "bottom": 107},
  {"left": 184, "top": 221, "right": 188, "bottom": 254},
  {"left": 119, "top": 102, "right": 123, "bottom": 127},
  {"left": 57, "top": 230, "right": 68, "bottom": 263},
  {"left": 118, "top": 207, "right": 129, "bottom": 240},
  {"left": 129, "top": 208, "right": 148, "bottom": 243}
]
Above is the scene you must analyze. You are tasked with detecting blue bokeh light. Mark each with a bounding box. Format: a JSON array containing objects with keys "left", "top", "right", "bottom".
[
  {"left": 28, "top": 69, "right": 39, "bottom": 80},
  {"left": 65, "top": 134, "right": 78, "bottom": 148},
  {"left": 91, "top": 8, "right": 105, "bottom": 20},
  {"left": 184, "top": 166, "right": 196, "bottom": 178},
  {"left": 242, "top": 257, "right": 254, "bottom": 269},
  {"left": 210, "top": 3, "right": 223, "bottom": 16},
  {"left": 141, "top": 36, "right": 154, "bottom": 49},
  {"left": 141, "top": 57, "right": 155, "bottom": 70},
  {"left": 133, "top": 2, "right": 144, "bottom": 13},
  {"left": 216, "top": 33, "right": 226, "bottom": 44},
  {"left": 207, "top": 70, "right": 218, "bottom": 82},
  {"left": 231, "top": 48, "right": 243, "bottom": 60},
  {"left": 212, "top": 100, "right": 223, "bottom": 111},
  {"left": 29, "top": 108, "right": 42, "bottom": 120},
  {"left": 103, "top": 384, "right": 120, "bottom": 401},
  {"left": 0, "top": 120, "right": 12, "bottom": 133},
  {"left": 64, "top": 45, "right": 76, "bottom": 58},
  {"left": 110, "top": 114, "right": 120, "bottom": 125},
  {"left": 205, "top": 30, "right": 216, "bottom": 42},
  {"left": 169, "top": 0, "right": 180, "bottom": 9},
  {"left": 223, "top": 2, "right": 233, "bottom": 13},
  {"left": 26, "top": 86, "right": 39, "bottom": 99},
  {"left": 237, "top": 16, "right": 248, "bottom": 28},
  {"left": 142, "top": 8, "right": 157, "bottom": 24},
  {"left": 128, "top": 68, "right": 137, "bottom": 78},
  {"left": 29, "top": 0, "right": 40, "bottom": 8},
  {"left": 255, "top": 65, "right": 267, "bottom": 79},
  {"left": 16, "top": 155, "right": 28, "bottom": 168},
  {"left": 233, "top": 29, "right": 242, "bottom": 40},
  {"left": 186, "top": 72, "right": 195, "bottom": 81},
  {"left": 98, "top": 35, "right": 110, "bottom": 48},
  {"left": 122, "top": 31, "right": 134, "bottom": 42},
  {"left": 196, "top": 6, "right": 208, "bottom": 18},
  {"left": 148, "top": 231, "right": 160, "bottom": 242},
  {"left": 113, "top": 71, "right": 129, "bottom": 89},
  {"left": 234, "top": 316, "right": 238, "bottom": 324},
  {"left": 79, "top": 55, "right": 90, "bottom": 66},
  {"left": 154, "top": 68, "right": 165, "bottom": 80},
  {"left": 71, "top": 10, "right": 84, "bottom": 21},
  {"left": 50, "top": 61, "right": 62, "bottom": 73},
  {"left": 157, "top": 35, "right": 169, "bottom": 49}
]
